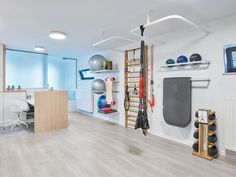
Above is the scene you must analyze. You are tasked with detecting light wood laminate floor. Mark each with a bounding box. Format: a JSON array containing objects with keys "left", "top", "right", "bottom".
[{"left": 0, "top": 112, "right": 236, "bottom": 177}]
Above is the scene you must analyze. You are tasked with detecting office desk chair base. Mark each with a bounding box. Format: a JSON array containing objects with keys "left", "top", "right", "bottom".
[{"left": 4, "top": 114, "right": 29, "bottom": 132}]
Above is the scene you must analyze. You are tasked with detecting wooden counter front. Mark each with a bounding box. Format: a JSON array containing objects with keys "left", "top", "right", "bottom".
[{"left": 34, "top": 90, "right": 68, "bottom": 133}]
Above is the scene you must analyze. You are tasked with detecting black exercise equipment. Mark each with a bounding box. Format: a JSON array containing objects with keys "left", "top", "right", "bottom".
[
  {"left": 208, "top": 145, "right": 218, "bottom": 157},
  {"left": 177, "top": 55, "right": 188, "bottom": 63},
  {"left": 194, "top": 120, "right": 199, "bottom": 128},
  {"left": 193, "top": 130, "right": 199, "bottom": 139},
  {"left": 208, "top": 123, "right": 216, "bottom": 131},
  {"left": 208, "top": 133, "right": 217, "bottom": 143},
  {"left": 192, "top": 141, "right": 199, "bottom": 152},
  {"left": 195, "top": 111, "right": 199, "bottom": 118},
  {"left": 124, "top": 85, "right": 130, "bottom": 111},
  {"left": 189, "top": 53, "right": 202, "bottom": 62},
  {"left": 208, "top": 112, "right": 216, "bottom": 120},
  {"left": 135, "top": 25, "right": 150, "bottom": 135}
]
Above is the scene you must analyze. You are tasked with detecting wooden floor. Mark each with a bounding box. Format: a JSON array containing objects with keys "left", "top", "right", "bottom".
[{"left": 1, "top": 112, "right": 236, "bottom": 177}]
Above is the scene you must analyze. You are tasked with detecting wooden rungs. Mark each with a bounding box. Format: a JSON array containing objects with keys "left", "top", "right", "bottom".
[
  {"left": 127, "top": 63, "right": 140, "bottom": 66},
  {"left": 130, "top": 95, "right": 139, "bottom": 98},
  {"left": 128, "top": 109, "right": 139, "bottom": 113}
]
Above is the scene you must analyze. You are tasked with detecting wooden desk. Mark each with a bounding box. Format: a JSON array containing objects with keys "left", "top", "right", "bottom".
[{"left": 34, "top": 90, "right": 68, "bottom": 133}]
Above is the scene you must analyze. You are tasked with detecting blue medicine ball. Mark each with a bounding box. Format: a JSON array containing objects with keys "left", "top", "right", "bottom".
[
  {"left": 97, "top": 95, "right": 107, "bottom": 110},
  {"left": 177, "top": 55, "right": 188, "bottom": 63}
]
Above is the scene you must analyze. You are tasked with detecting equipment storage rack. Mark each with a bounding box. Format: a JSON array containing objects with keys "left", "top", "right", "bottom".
[{"left": 124, "top": 46, "right": 148, "bottom": 128}]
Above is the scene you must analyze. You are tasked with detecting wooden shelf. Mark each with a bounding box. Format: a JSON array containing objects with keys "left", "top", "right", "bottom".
[
  {"left": 91, "top": 70, "right": 119, "bottom": 73},
  {"left": 160, "top": 60, "right": 210, "bottom": 68}
]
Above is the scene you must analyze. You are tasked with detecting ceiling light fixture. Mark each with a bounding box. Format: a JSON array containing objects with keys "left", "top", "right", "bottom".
[
  {"left": 49, "top": 31, "right": 66, "bottom": 40},
  {"left": 34, "top": 46, "right": 45, "bottom": 52}
]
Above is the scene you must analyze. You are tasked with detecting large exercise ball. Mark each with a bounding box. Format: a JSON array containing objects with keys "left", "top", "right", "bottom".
[
  {"left": 91, "top": 79, "right": 106, "bottom": 94},
  {"left": 97, "top": 95, "right": 107, "bottom": 110},
  {"left": 89, "top": 54, "right": 106, "bottom": 71}
]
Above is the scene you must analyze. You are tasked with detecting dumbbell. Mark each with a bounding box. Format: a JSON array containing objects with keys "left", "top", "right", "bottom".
[
  {"left": 195, "top": 111, "right": 199, "bottom": 118},
  {"left": 208, "top": 133, "right": 217, "bottom": 143},
  {"left": 208, "top": 122, "right": 216, "bottom": 131},
  {"left": 192, "top": 141, "right": 199, "bottom": 152},
  {"left": 194, "top": 120, "right": 199, "bottom": 128},
  {"left": 208, "top": 145, "right": 218, "bottom": 157},
  {"left": 208, "top": 111, "right": 216, "bottom": 120},
  {"left": 193, "top": 130, "right": 199, "bottom": 139}
]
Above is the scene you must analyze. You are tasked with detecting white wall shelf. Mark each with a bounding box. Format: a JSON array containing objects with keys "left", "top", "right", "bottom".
[
  {"left": 91, "top": 91, "right": 119, "bottom": 94},
  {"left": 160, "top": 60, "right": 210, "bottom": 68},
  {"left": 92, "top": 70, "right": 119, "bottom": 74}
]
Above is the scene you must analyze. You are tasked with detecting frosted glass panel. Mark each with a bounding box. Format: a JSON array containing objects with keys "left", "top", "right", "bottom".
[
  {"left": 47, "top": 55, "right": 66, "bottom": 90},
  {"left": 6, "top": 50, "right": 46, "bottom": 88},
  {"left": 47, "top": 56, "right": 76, "bottom": 100}
]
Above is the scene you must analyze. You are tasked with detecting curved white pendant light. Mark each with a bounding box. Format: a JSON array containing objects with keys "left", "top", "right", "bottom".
[{"left": 130, "top": 15, "right": 209, "bottom": 36}]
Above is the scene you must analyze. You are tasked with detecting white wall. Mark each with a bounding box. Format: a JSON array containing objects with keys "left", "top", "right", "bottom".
[{"left": 77, "top": 15, "right": 236, "bottom": 155}]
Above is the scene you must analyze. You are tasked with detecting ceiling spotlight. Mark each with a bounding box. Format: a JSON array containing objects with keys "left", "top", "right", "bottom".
[
  {"left": 49, "top": 31, "right": 66, "bottom": 40},
  {"left": 34, "top": 46, "right": 45, "bottom": 52}
]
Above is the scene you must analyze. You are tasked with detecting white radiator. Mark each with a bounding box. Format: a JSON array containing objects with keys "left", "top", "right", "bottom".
[
  {"left": 225, "top": 97, "right": 236, "bottom": 151},
  {"left": 76, "top": 80, "right": 94, "bottom": 113}
]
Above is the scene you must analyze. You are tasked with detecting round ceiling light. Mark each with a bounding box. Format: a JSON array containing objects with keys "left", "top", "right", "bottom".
[
  {"left": 49, "top": 31, "right": 66, "bottom": 40},
  {"left": 34, "top": 46, "right": 45, "bottom": 52}
]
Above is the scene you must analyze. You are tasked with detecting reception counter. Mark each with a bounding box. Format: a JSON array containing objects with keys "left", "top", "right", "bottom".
[{"left": 34, "top": 90, "right": 68, "bottom": 133}]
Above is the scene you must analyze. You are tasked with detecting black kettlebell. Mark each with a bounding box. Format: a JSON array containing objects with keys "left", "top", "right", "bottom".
[
  {"left": 194, "top": 121, "right": 199, "bottom": 128},
  {"left": 193, "top": 130, "right": 199, "bottom": 139},
  {"left": 208, "top": 123, "right": 216, "bottom": 131},
  {"left": 195, "top": 111, "right": 199, "bottom": 118},
  {"left": 208, "top": 145, "right": 218, "bottom": 157},
  {"left": 208, "top": 112, "right": 216, "bottom": 120},
  {"left": 208, "top": 134, "right": 217, "bottom": 143},
  {"left": 192, "top": 141, "right": 199, "bottom": 152}
]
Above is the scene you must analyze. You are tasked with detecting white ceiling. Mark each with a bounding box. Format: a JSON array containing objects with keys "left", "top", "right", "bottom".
[{"left": 0, "top": 0, "right": 236, "bottom": 58}]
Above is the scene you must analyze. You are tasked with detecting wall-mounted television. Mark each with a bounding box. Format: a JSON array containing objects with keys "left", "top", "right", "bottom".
[{"left": 224, "top": 44, "right": 236, "bottom": 73}]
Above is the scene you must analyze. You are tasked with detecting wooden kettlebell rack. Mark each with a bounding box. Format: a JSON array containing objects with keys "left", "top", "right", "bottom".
[{"left": 192, "top": 109, "right": 217, "bottom": 160}]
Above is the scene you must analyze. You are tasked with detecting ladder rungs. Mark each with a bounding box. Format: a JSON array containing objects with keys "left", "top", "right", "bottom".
[
  {"left": 127, "top": 63, "right": 140, "bottom": 66},
  {"left": 128, "top": 109, "right": 139, "bottom": 113}
]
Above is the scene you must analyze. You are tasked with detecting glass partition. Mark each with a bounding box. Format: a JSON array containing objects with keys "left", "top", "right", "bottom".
[{"left": 5, "top": 49, "right": 77, "bottom": 100}]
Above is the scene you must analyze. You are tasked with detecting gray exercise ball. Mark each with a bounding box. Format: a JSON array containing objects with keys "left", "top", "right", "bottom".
[
  {"left": 91, "top": 79, "right": 106, "bottom": 94},
  {"left": 89, "top": 54, "right": 105, "bottom": 71}
]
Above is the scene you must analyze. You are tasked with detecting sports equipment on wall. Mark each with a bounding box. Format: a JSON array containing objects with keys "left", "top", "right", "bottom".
[
  {"left": 135, "top": 25, "right": 150, "bottom": 135},
  {"left": 177, "top": 55, "right": 188, "bottom": 63},
  {"left": 166, "top": 59, "right": 175, "bottom": 65},
  {"left": 163, "top": 77, "right": 191, "bottom": 127},
  {"left": 148, "top": 45, "right": 155, "bottom": 112},
  {"left": 89, "top": 54, "right": 106, "bottom": 71},
  {"left": 124, "top": 86, "right": 130, "bottom": 111},
  {"left": 91, "top": 79, "right": 106, "bottom": 94},
  {"left": 97, "top": 95, "right": 107, "bottom": 110},
  {"left": 105, "top": 77, "right": 115, "bottom": 105},
  {"left": 189, "top": 53, "right": 202, "bottom": 62},
  {"left": 102, "top": 59, "right": 109, "bottom": 70}
]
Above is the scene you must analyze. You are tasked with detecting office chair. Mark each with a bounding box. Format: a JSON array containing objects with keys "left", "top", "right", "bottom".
[{"left": 5, "top": 100, "right": 30, "bottom": 132}]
